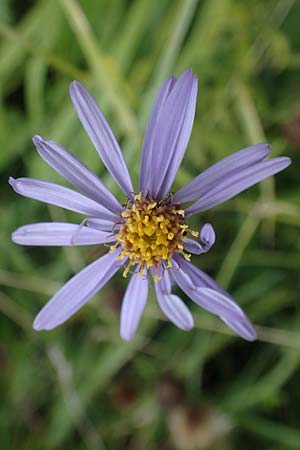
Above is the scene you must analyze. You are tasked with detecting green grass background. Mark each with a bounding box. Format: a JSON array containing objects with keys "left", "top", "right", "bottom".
[{"left": 1, "top": 0, "right": 300, "bottom": 449}]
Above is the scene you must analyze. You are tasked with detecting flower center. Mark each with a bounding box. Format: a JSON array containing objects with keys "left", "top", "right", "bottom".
[{"left": 111, "top": 193, "right": 194, "bottom": 279}]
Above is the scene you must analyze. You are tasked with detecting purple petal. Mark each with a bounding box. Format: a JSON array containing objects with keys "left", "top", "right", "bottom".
[
  {"left": 157, "top": 77, "right": 198, "bottom": 199},
  {"left": 70, "top": 81, "right": 133, "bottom": 195},
  {"left": 196, "top": 289, "right": 256, "bottom": 341},
  {"left": 201, "top": 223, "right": 215, "bottom": 245},
  {"left": 183, "top": 238, "right": 205, "bottom": 255},
  {"left": 200, "top": 223, "right": 216, "bottom": 251},
  {"left": 33, "top": 135, "right": 122, "bottom": 214},
  {"left": 221, "top": 314, "right": 257, "bottom": 341},
  {"left": 184, "top": 223, "right": 216, "bottom": 255},
  {"left": 149, "top": 70, "right": 198, "bottom": 199},
  {"left": 33, "top": 249, "right": 124, "bottom": 330},
  {"left": 186, "top": 157, "right": 291, "bottom": 215},
  {"left": 172, "top": 270, "right": 239, "bottom": 317},
  {"left": 171, "top": 261, "right": 256, "bottom": 341},
  {"left": 86, "top": 217, "right": 118, "bottom": 232},
  {"left": 155, "top": 273, "right": 194, "bottom": 330},
  {"left": 158, "top": 266, "right": 172, "bottom": 293},
  {"left": 120, "top": 270, "right": 148, "bottom": 340},
  {"left": 197, "top": 288, "right": 256, "bottom": 341},
  {"left": 139, "top": 76, "right": 176, "bottom": 195},
  {"left": 173, "top": 143, "right": 272, "bottom": 204},
  {"left": 171, "top": 255, "right": 233, "bottom": 298},
  {"left": 12, "top": 222, "right": 116, "bottom": 246},
  {"left": 9, "top": 177, "right": 114, "bottom": 219}
]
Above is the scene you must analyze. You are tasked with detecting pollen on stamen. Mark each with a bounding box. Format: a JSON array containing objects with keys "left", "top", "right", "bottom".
[{"left": 110, "top": 193, "right": 198, "bottom": 279}]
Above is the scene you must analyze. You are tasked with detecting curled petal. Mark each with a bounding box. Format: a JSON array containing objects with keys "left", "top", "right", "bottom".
[
  {"left": 33, "top": 135, "right": 122, "bottom": 214},
  {"left": 33, "top": 249, "right": 124, "bottom": 331},
  {"left": 12, "top": 222, "right": 116, "bottom": 246},
  {"left": 183, "top": 238, "right": 204, "bottom": 255},
  {"left": 186, "top": 157, "right": 291, "bottom": 215},
  {"left": 200, "top": 223, "right": 216, "bottom": 250},
  {"left": 184, "top": 223, "right": 216, "bottom": 255},
  {"left": 70, "top": 81, "right": 133, "bottom": 195},
  {"left": 120, "top": 270, "right": 148, "bottom": 340},
  {"left": 9, "top": 177, "right": 114, "bottom": 219},
  {"left": 173, "top": 143, "right": 272, "bottom": 204}
]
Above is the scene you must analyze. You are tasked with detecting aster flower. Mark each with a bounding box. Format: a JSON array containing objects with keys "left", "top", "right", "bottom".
[{"left": 10, "top": 69, "right": 291, "bottom": 341}]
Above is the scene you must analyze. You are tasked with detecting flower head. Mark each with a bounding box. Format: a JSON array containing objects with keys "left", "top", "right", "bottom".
[{"left": 10, "top": 69, "right": 291, "bottom": 341}]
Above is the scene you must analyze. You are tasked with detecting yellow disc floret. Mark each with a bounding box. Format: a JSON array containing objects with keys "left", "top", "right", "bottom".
[{"left": 111, "top": 194, "right": 193, "bottom": 279}]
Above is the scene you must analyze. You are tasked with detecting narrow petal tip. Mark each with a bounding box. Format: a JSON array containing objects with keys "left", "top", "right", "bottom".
[
  {"left": 183, "top": 68, "right": 194, "bottom": 77},
  {"left": 8, "top": 177, "right": 20, "bottom": 193},
  {"left": 120, "top": 330, "right": 133, "bottom": 341},
  {"left": 235, "top": 319, "right": 257, "bottom": 341},
  {"left": 33, "top": 322, "right": 42, "bottom": 331},
  {"left": 279, "top": 156, "right": 292, "bottom": 168},
  {"left": 11, "top": 229, "right": 21, "bottom": 244},
  {"left": 32, "top": 134, "right": 43, "bottom": 146},
  {"left": 69, "top": 81, "right": 83, "bottom": 102},
  {"left": 246, "top": 327, "right": 257, "bottom": 341},
  {"left": 257, "top": 142, "right": 271, "bottom": 155},
  {"left": 69, "top": 80, "right": 83, "bottom": 97},
  {"left": 33, "top": 314, "right": 45, "bottom": 331},
  {"left": 8, "top": 176, "right": 15, "bottom": 187}
]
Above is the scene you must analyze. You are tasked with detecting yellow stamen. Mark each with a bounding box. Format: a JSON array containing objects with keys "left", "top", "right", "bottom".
[
  {"left": 115, "top": 193, "right": 198, "bottom": 278},
  {"left": 183, "top": 252, "right": 191, "bottom": 261}
]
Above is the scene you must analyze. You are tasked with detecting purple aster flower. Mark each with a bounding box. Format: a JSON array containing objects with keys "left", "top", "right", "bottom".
[{"left": 10, "top": 69, "right": 291, "bottom": 341}]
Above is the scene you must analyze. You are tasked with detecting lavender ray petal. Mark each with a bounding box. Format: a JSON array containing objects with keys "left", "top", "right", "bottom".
[
  {"left": 172, "top": 270, "right": 243, "bottom": 319},
  {"left": 160, "top": 267, "right": 172, "bottom": 293},
  {"left": 9, "top": 177, "right": 115, "bottom": 219},
  {"left": 173, "top": 143, "right": 271, "bottom": 204},
  {"left": 171, "top": 262, "right": 256, "bottom": 340},
  {"left": 171, "top": 255, "right": 232, "bottom": 298},
  {"left": 152, "top": 265, "right": 172, "bottom": 293},
  {"left": 85, "top": 217, "right": 118, "bottom": 232},
  {"left": 200, "top": 223, "right": 216, "bottom": 245},
  {"left": 157, "top": 76, "right": 198, "bottom": 199},
  {"left": 183, "top": 238, "right": 204, "bottom": 255},
  {"left": 221, "top": 315, "right": 257, "bottom": 341},
  {"left": 120, "top": 270, "right": 148, "bottom": 340},
  {"left": 139, "top": 76, "right": 176, "bottom": 195},
  {"left": 70, "top": 81, "right": 133, "bottom": 195},
  {"left": 183, "top": 223, "right": 216, "bottom": 255},
  {"left": 186, "top": 157, "right": 291, "bottom": 215},
  {"left": 200, "top": 223, "right": 216, "bottom": 251},
  {"left": 191, "top": 287, "right": 251, "bottom": 324},
  {"left": 12, "top": 222, "right": 116, "bottom": 246},
  {"left": 149, "top": 70, "right": 197, "bottom": 199},
  {"left": 33, "top": 135, "right": 122, "bottom": 214},
  {"left": 155, "top": 283, "right": 194, "bottom": 331},
  {"left": 33, "top": 249, "right": 124, "bottom": 331}
]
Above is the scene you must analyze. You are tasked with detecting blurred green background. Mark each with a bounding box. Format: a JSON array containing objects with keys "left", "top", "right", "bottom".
[{"left": 1, "top": 0, "right": 300, "bottom": 449}]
